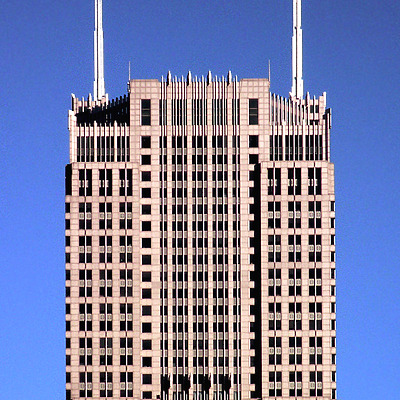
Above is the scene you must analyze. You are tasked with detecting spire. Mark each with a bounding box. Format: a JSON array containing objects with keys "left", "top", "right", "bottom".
[
  {"left": 94, "top": 0, "right": 106, "bottom": 101},
  {"left": 291, "top": 0, "right": 303, "bottom": 99}
]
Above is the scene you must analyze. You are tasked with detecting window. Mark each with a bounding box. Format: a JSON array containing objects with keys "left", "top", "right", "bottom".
[
  {"left": 79, "top": 169, "right": 92, "bottom": 196},
  {"left": 212, "top": 99, "right": 227, "bottom": 125},
  {"left": 141, "top": 135, "right": 151, "bottom": 148},
  {"left": 142, "top": 357, "right": 152, "bottom": 367},
  {"left": 119, "top": 169, "right": 133, "bottom": 196},
  {"left": 100, "top": 338, "right": 113, "bottom": 366},
  {"left": 268, "top": 303, "right": 281, "bottom": 330},
  {"left": 99, "top": 236, "right": 112, "bottom": 263},
  {"left": 289, "top": 302, "right": 302, "bottom": 330},
  {"left": 99, "top": 203, "right": 112, "bottom": 230},
  {"left": 99, "top": 169, "right": 112, "bottom": 196},
  {"left": 289, "top": 372, "right": 302, "bottom": 397},
  {"left": 288, "top": 168, "right": 301, "bottom": 195},
  {"left": 308, "top": 167, "right": 322, "bottom": 195},
  {"left": 120, "top": 236, "right": 133, "bottom": 263},
  {"left": 268, "top": 202, "right": 281, "bottom": 228},
  {"left": 309, "top": 235, "right": 322, "bottom": 262},
  {"left": 142, "top": 221, "right": 151, "bottom": 231},
  {"left": 119, "top": 202, "right": 132, "bottom": 229},
  {"left": 120, "top": 270, "right": 133, "bottom": 297},
  {"left": 79, "top": 372, "right": 92, "bottom": 398},
  {"left": 142, "top": 289, "right": 152, "bottom": 299},
  {"left": 142, "top": 322, "right": 152, "bottom": 332},
  {"left": 141, "top": 188, "right": 151, "bottom": 198},
  {"left": 79, "top": 236, "right": 92, "bottom": 263},
  {"left": 120, "top": 338, "right": 133, "bottom": 365},
  {"left": 288, "top": 235, "right": 302, "bottom": 262},
  {"left": 142, "top": 271, "right": 152, "bottom": 282},
  {"left": 142, "top": 306, "right": 152, "bottom": 316},
  {"left": 142, "top": 255, "right": 151, "bottom": 265},
  {"left": 141, "top": 171, "right": 151, "bottom": 181},
  {"left": 267, "top": 168, "right": 281, "bottom": 195},
  {"left": 268, "top": 337, "right": 282, "bottom": 365},
  {"left": 142, "top": 340, "right": 152, "bottom": 350},
  {"left": 289, "top": 337, "right": 302, "bottom": 365},
  {"left": 79, "top": 203, "right": 92, "bottom": 230},
  {"left": 79, "top": 338, "right": 92, "bottom": 365},
  {"left": 288, "top": 269, "right": 301, "bottom": 296},
  {"left": 141, "top": 155, "right": 151, "bottom": 165},
  {"left": 268, "top": 269, "right": 281, "bottom": 296},
  {"left": 120, "top": 372, "right": 133, "bottom": 398},
  {"left": 309, "top": 201, "right": 322, "bottom": 228},
  {"left": 142, "top": 374, "right": 152, "bottom": 385},
  {"left": 268, "top": 371, "right": 282, "bottom": 397},
  {"left": 120, "top": 304, "right": 133, "bottom": 331},
  {"left": 142, "top": 238, "right": 151, "bottom": 248},
  {"left": 172, "top": 99, "right": 187, "bottom": 125},
  {"left": 99, "top": 372, "right": 112, "bottom": 398},
  {"left": 79, "top": 270, "right": 92, "bottom": 297},
  {"left": 288, "top": 201, "right": 301, "bottom": 228},
  {"left": 79, "top": 303, "right": 92, "bottom": 331},
  {"left": 268, "top": 235, "right": 281, "bottom": 263},
  {"left": 99, "top": 303, "right": 113, "bottom": 331},
  {"left": 249, "top": 99, "right": 259, "bottom": 125},
  {"left": 99, "top": 269, "right": 112, "bottom": 296},
  {"left": 249, "top": 135, "right": 259, "bottom": 148},
  {"left": 142, "top": 204, "right": 151, "bottom": 215},
  {"left": 143, "top": 392, "right": 152, "bottom": 399},
  {"left": 141, "top": 100, "right": 151, "bottom": 125}
]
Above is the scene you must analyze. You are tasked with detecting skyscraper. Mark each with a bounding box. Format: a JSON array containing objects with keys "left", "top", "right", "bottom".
[{"left": 65, "top": 1, "right": 337, "bottom": 399}]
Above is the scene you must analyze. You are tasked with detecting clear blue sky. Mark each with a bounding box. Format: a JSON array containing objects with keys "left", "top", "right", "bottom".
[{"left": 0, "top": 1, "right": 399, "bottom": 399}]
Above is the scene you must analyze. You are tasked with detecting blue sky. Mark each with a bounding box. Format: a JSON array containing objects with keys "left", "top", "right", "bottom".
[{"left": 0, "top": 1, "right": 399, "bottom": 399}]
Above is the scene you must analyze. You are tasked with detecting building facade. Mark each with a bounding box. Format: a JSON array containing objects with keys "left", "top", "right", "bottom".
[{"left": 65, "top": 2, "right": 337, "bottom": 400}]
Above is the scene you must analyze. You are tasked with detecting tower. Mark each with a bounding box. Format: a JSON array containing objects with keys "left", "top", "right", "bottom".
[{"left": 65, "top": 2, "right": 337, "bottom": 400}]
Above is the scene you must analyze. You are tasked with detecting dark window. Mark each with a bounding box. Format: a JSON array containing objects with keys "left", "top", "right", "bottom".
[
  {"left": 141, "top": 100, "right": 151, "bottom": 125},
  {"left": 142, "top": 271, "right": 152, "bottom": 282},
  {"left": 142, "top": 357, "right": 152, "bottom": 367},
  {"left": 249, "top": 99, "right": 259, "bottom": 125},
  {"left": 142, "top": 238, "right": 151, "bottom": 248},
  {"left": 142, "top": 340, "right": 152, "bottom": 350},
  {"left": 142, "top": 255, "right": 151, "bottom": 265},
  {"left": 141, "top": 136, "right": 151, "bottom": 148},
  {"left": 249, "top": 135, "right": 259, "bottom": 148},
  {"left": 142, "top": 205, "right": 151, "bottom": 215},
  {"left": 141, "top": 188, "right": 151, "bottom": 198},
  {"left": 142, "top": 289, "right": 152, "bottom": 299},
  {"left": 142, "top": 221, "right": 151, "bottom": 231},
  {"left": 141, "top": 171, "right": 151, "bottom": 181},
  {"left": 141, "top": 155, "right": 151, "bottom": 165},
  {"left": 142, "top": 306, "right": 152, "bottom": 316}
]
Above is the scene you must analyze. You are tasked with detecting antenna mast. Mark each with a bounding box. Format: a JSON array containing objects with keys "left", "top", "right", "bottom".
[
  {"left": 291, "top": 0, "right": 303, "bottom": 99},
  {"left": 94, "top": 0, "right": 106, "bottom": 101}
]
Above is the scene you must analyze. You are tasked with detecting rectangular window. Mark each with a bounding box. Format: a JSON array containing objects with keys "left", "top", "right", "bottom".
[
  {"left": 79, "top": 169, "right": 92, "bottom": 196},
  {"left": 141, "top": 100, "right": 151, "bottom": 125},
  {"left": 249, "top": 99, "right": 259, "bottom": 125},
  {"left": 249, "top": 135, "right": 259, "bottom": 148},
  {"left": 141, "top": 136, "right": 151, "bottom": 148},
  {"left": 142, "top": 221, "right": 151, "bottom": 231},
  {"left": 141, "top": 188, "right": 151, "bottom": 198},
  {"left": 119, "top": 202, "right": 132, "bottom": 229},
  {"left": 141, "top": 171, "right": 151, "bottom": 181},
  {"left": 119, "top": 169, "right": 133, "bottom": 196}
]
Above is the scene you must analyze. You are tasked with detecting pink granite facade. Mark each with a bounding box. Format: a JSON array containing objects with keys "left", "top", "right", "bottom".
[{"left": 65, "top": 75, "right": 337, "bottom": 400}]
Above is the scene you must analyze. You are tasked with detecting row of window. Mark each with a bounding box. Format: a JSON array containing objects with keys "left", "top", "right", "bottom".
[{"left": 141, "top": 98, "right": 258, "bottom": 126}]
